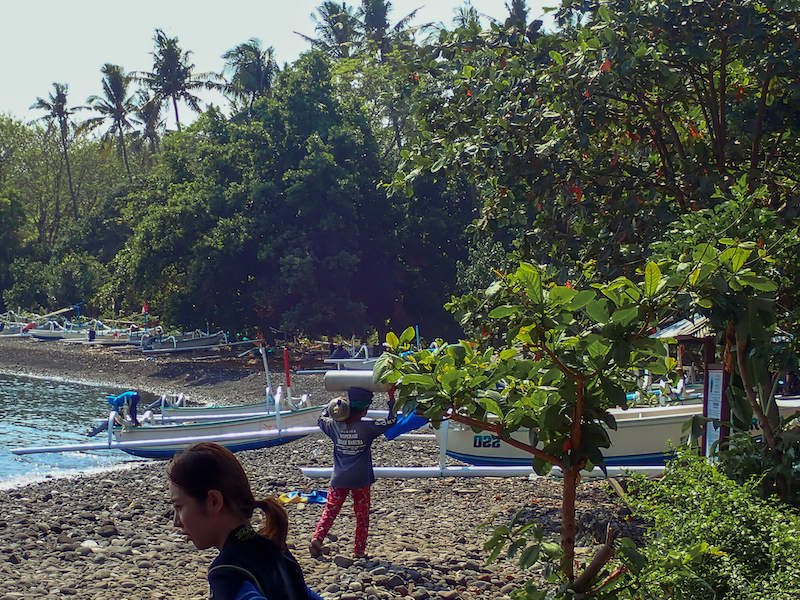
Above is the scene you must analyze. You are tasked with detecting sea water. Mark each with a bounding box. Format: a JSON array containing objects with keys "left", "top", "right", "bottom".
[{"left": 0, "top": 372, "right": 143, "bottom": 489}]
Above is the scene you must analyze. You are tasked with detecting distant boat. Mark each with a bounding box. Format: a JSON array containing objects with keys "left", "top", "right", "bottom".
[
  {"left": 324, "top": 343, "right": 380, "bottom": 370},
  {"left": 0, "top": 322, "right": 24, "bottom": 336},
  {"left": 440, "top": 398, "right": 800, "bottom": 467},
  {"left": 141, "top": 329, "right": 228, "bottom": 353},
  {"left": 28, "top": 320, "right": 87, "bottom": 341}
]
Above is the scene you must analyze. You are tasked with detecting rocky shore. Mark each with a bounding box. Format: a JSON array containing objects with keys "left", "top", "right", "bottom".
[{"left": 0, "top": 336, "right": 636, "bottom": 600}]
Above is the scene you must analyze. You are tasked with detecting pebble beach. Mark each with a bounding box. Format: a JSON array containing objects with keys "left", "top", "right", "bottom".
[{"left": 0, "top": 336, "right": 636, "bottom": 600}]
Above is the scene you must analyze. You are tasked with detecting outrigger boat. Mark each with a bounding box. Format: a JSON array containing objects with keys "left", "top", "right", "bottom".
[
  {"left": 11, "top": 387, "right": 322, "bottom": 459},
  {"left": 141, "top": 329, "right": 228, "bottom": 353},
  {"left": 440, "top": 397, "right": 800, "bottom": 467}
]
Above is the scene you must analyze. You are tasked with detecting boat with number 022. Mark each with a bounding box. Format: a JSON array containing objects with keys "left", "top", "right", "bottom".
[{"left": 440, "top": 398, "right": 800, "bottom": 467}]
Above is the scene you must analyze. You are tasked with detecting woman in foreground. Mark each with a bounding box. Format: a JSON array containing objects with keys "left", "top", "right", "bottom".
[{"left": 168, "top": 442, "right": 322, "bottom": 600}]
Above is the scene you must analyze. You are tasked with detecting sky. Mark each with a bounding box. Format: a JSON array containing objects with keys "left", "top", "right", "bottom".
[{"left": 2, "top": 1, "right": 551, "bottom": 128}]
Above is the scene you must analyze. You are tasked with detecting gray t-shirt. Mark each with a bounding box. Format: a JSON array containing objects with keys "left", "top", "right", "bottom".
[{"left": 318, "top": 407, "right": 396, "bottom": 489}]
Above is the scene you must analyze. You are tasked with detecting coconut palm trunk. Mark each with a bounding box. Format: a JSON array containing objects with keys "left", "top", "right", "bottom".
[
  {"left": 172, "top": 95, "right": 181, "bottom": 131},
  {"left": 58, "top": 123, "right": 78, "bottom": 219},
  {"left": 116, "top": 121, "right": 132, "bottom": 181}
]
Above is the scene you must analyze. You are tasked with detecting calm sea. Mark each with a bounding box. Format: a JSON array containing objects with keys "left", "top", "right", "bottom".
[{"left": 0, "top": 372, "right": 145, "bottom": 489}]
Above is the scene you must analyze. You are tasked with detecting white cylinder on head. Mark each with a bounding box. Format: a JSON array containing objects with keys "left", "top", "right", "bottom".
[{"left": 323, "top": 370, "right": 392, "bottom": 392}]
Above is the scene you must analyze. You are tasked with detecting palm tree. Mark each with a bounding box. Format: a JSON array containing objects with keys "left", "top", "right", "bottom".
[
  {"left": 357, "top": 1, "right": 423, "bottom": 58},
  {"left": 135, "top": 29, "right": 222, "bottom": 131},
  {"left": 31, "top": 82, "right": 79, "bottom": 220},
  {"left": 453, "top": 2, "right": 482, "bottom": 34},
  {"left": 84, "top": 63, "right": 137, "bottom": 181},
  {"left": 131, "top": 90, "right": 165, "bottom": 155},
  {"left": 505, "top": 0, "right": 528, "bottom": 29},
  {"left": 221, "top": 38, "right": 278, "bottom": 117},
  {"left": 296, "top": 2, "right": 361, "bottom": 58},
  {"left": 359, "top": 0, "right": 390, "bottom": 49}
]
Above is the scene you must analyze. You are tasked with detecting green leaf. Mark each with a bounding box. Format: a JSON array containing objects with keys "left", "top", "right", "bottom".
[
  {"left": 499, "top": 348, "right": 518, "bottom": 360},
  {"left": 731, "top": 248, "right": 751, "bottom": 272},
  {"left": 479, "top": 397, "right": 503, "bottom": 418},
  {"left": 519, "top": 544, "right": 541, "bottom": 569},
  {"left": 567, "top": 289, "right": 595, "bottom": 310},
  {"left": 586, "top": 299, "right": 610, "bottom": 323},
  {"left": 737, "top": 274, "right": 778, "bottom": 292},
  {"left": 401, "top": 373, "right": 436, "bottom": 387},
  {"left": 485, "top": 280, "right": 503, "bottom": 298},
  {"left": 549, "top": 51, "right": 564, "bottom": 65},
  {"left": 441, "top": 369, "right": 466, "bottom": 392},
  {"left": 386, "top": 331, "right": 399, "bottom": 350},
  {"left": 601, "top": 378, "right": 628, "bottom": 407},
  {"left": 398, "top": 326, "right": 416, "bottom": 345},
  {"left": 489, "top": 305, "right": 521, "bottom": 318},
  {"left": 548, "top": 285, "right": 578, "bottom": 307},
  {"left": 430, "top": 156, "right": 447, "bottom": 173},
  {"left": 598, "top": 5, "right": 611, "bottom": 20},
  {"left": 610, "top": 306, "right": 638, "bottom": 326},
  {"left": 372, "top": 353, "right": 396, "bottom": 384},
  {"left": 517, "top": 263, "right": 543, "bottom": 304},
  {"left": 540, "top": 542, "right": 562, "bottom": 559},
  {"left": 644, "top": 262, "right": 661, "bottom": 297}
]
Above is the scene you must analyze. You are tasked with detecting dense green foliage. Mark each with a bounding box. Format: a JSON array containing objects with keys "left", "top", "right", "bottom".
[
  {"left": 4, "top": 1, "right": 800, "bottom": 597},
  {"left": 4, "top": 0, "right": 798, "bottom": 342},
  {"left": 625, "top": 451, "right": 800, "bottom": 599}
]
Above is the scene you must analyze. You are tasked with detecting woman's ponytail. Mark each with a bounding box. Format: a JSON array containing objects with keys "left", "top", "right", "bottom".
[{"left": 255, "top": 497, "right": 289, "bottom": 551}]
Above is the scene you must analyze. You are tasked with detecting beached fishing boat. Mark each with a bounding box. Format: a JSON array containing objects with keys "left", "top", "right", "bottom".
[
  {"left": 440, "top": 397, "right": 800, "bottom": 467},
  {"left": 141, "top": 329, "right": 228, "bottom": 353},
  {"left": 110, "top": 403, "right": 319, "bottom": 458},
  {"left": 160, "top": 399, "right": 277, "bottom": 420},
  {"left": 0, "top": 321, "right": 25, "bottom": 336},
  {"left": 28, "top": 320, "right": 89, "bottom": 341}
]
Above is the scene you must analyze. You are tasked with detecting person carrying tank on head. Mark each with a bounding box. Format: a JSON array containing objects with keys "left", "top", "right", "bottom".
[{"left": 309, "top": 386, "right": 396, "bottom": 558}]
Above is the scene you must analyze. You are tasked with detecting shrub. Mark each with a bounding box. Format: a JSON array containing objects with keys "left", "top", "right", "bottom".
[{"left": 625, "top": 450, "right": 800, "bottom": 599}]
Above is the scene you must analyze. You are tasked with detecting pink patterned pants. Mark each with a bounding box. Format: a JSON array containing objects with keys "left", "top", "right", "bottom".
[{"left": 312, "top": 485, "right": 371, "bottom": 555}]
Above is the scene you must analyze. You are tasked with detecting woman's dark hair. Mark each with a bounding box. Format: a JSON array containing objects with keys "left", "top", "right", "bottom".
[{"left": 168, "top": 442, "right": 289, "bottom": 549}]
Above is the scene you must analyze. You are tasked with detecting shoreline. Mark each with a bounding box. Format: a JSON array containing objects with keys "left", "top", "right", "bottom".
[{"left": 0, "top": 335, "right": 633, "bottom": 600}]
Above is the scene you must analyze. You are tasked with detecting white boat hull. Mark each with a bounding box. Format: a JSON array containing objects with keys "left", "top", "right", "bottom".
[
  {"left": 441, "top": 399, "right": 800, "bottom": 467},
  {"left": 323, "top": 358, "right": 379, "bottom": 370},
  {"left": 113, "top": 406, "right": 319, "bottom": 458},
  {"left": 143, "top": 331, "right": 227, "bottom": 352}
]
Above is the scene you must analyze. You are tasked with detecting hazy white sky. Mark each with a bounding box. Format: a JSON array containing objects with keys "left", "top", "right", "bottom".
[{"left": 2, "top": 1, "right": 551, "bottom": 128}]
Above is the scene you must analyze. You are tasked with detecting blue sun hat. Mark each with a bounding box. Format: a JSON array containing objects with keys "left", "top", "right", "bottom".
[{"left": 347, "top": 387, "right": 374, "bottom": 411}]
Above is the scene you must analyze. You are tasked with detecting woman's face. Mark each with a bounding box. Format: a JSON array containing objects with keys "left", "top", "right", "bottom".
[{"left": 170, "top": 481, "right": 218, "bottom": 550}]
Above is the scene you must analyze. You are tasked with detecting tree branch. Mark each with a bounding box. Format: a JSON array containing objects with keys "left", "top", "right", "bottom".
[{"left": 447, "top": 412, "right": 561, "bottom": 466}]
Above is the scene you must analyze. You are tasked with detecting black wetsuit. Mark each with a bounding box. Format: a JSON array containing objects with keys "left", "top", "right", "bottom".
[{"left": 208, "top": 525, "right": 308, "bottom": 600}]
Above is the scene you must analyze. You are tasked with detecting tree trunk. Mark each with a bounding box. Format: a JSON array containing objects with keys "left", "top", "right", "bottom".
[
  {"left": 172, "top": 96, "right": 181, "bottom": 132},
  {"left": 117, "top": 122, "right": 132, "bottom": 182},
  {"left": 59, "top": 124, "right": 78, "bottom": 220},
  {"left": 560, "top": 467, "right": 579, "bottom": 581}
]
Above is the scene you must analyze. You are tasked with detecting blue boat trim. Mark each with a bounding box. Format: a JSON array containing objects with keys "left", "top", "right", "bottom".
[
  {"left": 446, "top": 450, "right": 675, "bottom": 467},
  {"left": 121, "top": 435, "right": 307, "bottom": 459}
]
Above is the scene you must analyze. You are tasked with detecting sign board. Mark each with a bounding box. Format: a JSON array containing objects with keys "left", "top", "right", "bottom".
[{"left": 702, "top": 364, "right": 729, "bottom": 457}]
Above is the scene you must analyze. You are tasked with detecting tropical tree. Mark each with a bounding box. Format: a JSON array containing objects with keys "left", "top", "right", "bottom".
[
  {"left": 391, "top": 0, "right": 800, "bottom": 282},
  {"left": 0, "top": 188, "right": 25, "bottom": 311},
  {"left": 221, "top": 38, "right": 278, "bottom": 117},
  {"left": 84, "top": 63, "right": 137, "bottom": 181},
  {"left": 131, "top": 90, "right": 164, "bottom": 156},
  {"left": 505, "top": 0, "right": 528, "bottom": 28},
  {"left": 136, "top": 29, "right": 221, "bottom": 131},
  {"left": 30, "top": 82, "right": 79, "bottom": 220},
  {"left": 452, "top": 2, "right": 482, "bottom": 34},
  {"left": 298, "top": 2, "right": 361, "bottom": 58}
]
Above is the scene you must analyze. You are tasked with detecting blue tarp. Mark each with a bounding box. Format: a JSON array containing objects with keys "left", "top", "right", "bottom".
[{"left": 384, "top": 409, "right": 428, "bottom": 440}]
